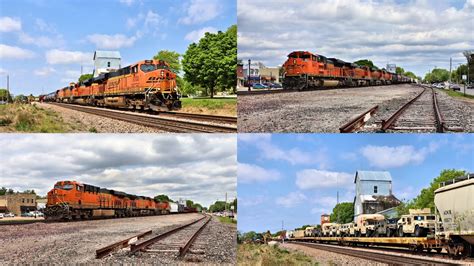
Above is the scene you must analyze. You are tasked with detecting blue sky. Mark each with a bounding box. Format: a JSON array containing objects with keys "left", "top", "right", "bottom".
[
  {"left": 0, "top": 0, "right": 236, "bottom": 96},
  {"left": 237, "top": 134, "right": 474, "bottom": 233}
]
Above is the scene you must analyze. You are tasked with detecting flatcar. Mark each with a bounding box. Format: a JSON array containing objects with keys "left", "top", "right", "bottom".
[
  {"left": 44, "top": 180, "right": 170, "bottom": 220},
  {"left": 41, "top": 59, "right": 181, "bottom": 111},
  {"left": 282, "top": 51, "right": 413, "bottom": 90}
]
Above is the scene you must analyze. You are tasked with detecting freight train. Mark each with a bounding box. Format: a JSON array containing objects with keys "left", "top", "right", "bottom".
[
  {"left": 282, "top": 51, "right": 415, "bottom": 90},
  {"left": 44, "top": 180, "right": 195, "bottom": 221},
  {"left": 39, "top": 59, "right": 181, "bottom": 111},
  {"left": 290, "top": 174, "right": 474, "bottom": 258}
]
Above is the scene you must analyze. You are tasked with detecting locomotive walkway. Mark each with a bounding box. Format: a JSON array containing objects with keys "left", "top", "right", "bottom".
[{"left": 52, "top": 103, "right": 236, "bottom": 133}]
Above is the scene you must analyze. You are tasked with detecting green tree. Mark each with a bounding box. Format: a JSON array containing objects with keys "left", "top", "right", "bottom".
[
  {"left": 354, "top": 59, "right": 378, "bottom": 69},
  {"left": 424, "top": 68, "right": 450, "bottom": 83},
  {"left": 330, "top": 202, "right": 354, "bottom": 223},
  {"left": 78, "top": 73, "right": 93, "bottom": 83},
  {"left": 209, "top": 200, "right": 230, "bottom": 212},
  {"left": 0, "top": 187, "right": 6, "bottom": 196},
  {"left": 14, "top": 94, "right": 28, "bottom": 103},
  {"left": 232, "top": 198, "right": 237, "bottom": 212},
  {"left": 0, "top": 89, "right": 12, "bottom": 102},
  {"left": 154, "top": 194, "right": 173, "bottom": 202},
  {"left": 153, "top": 50, "right": 181, "bottom": 74},
  {"left": 396, "top": 66, "right": 405, "bottom": 74},
  {"left": 404, "top": 71, "right": 417, "bottom": 80},
  {"left": 182, "top": 25, "right": 237, "bottom": 97},
  {"left": 23, "top": 189, "right": 36, "bottom": 194},
  {"left": 186, "top": 199, "right": 194, "bottom": 207},
  {"left": 396, "top": 169, "right": 466, "bottom": 215}
]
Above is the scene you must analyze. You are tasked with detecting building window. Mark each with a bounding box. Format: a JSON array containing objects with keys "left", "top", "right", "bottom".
[
  {"left": 374, "top": 186, "right": 378, "bottom": 194},
  {"left": 107, "top": 62, "right": 111, "bottom": 67},
  {"left": 22, "top": 198, "right": 25, "bottom": 203}
]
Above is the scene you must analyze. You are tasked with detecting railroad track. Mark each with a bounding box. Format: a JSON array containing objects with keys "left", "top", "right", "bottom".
[
  {"left": 96, "top": 215, "right": 211, "bottom": 259},
  {"left": 157, "top": 111, "right": 236, "bottom": 124},
  {"left": 51, "top": 103, "right": 236, "bottom": 133},
  {"left": 340, "top": 85, "right": 464, "bottom": 133},
  {"left": 290, "top": 241, "right": 458, "bottom": 265}
]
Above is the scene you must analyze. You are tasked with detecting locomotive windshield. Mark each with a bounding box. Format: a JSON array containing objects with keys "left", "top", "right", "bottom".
[
  {"left": 140, "top": 64, "right": 156, "bottom": 72},
  {"left": 54, "top": 184, "right": 73, "bottom": 190},
  {"left": 426, "top": 216, "right": 435, "bottom": 220}
]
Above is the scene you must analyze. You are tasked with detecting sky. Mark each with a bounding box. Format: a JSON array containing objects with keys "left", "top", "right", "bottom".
[
  {"left": 0, "top": 134, "right": 237, "bottom": 208},
  {"left": 0, "top": 0, "right": 236, "bottom": 96},
  {"left": 237, "top": 133, "right": 474, "bottom": 233},
  {"left": 238, "top": 0, "right": 474, "bottom": 77}
]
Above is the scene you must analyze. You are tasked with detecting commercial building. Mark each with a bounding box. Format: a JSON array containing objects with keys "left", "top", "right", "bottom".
[
  {"left": 259, "top": 66, "right": 281, "bottom": 84},
  {"left": 353, "top": 171, "right": 401, "bottom": 220},
  {"left": 0, "top": 193, "right": 37, "bottom": 216}
]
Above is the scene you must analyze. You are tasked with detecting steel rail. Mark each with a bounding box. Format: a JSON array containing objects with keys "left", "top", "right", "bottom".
[
  {"left": 96, "top": 230, "right": 152, "bottom": 259},
  {"left": 291, "top": 242, "right": 457, "bottom": 265},
  {"left": 51, "top": 103, "right": 236, "bottom": 133},
  {"left": 432, "top": 88, "right": 445, "bottom": 133},
  {"left": 178, "top": 215, "right": 212, "bottom": 258},
  {"left": 381, "top": 86, "right": 427, "bottom": 131},
  {"left": 129, "top": 215, "right": 207, "bottom": 254},
  {"left": 158, "top": 111, "right": 237, "bottom": 124},
  {"left": 339, "top": 105, "right": 379, "bottom": 133}
]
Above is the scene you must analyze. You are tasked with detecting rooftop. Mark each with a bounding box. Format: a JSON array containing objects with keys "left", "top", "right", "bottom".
[
  {"left": 93, "top": 50, "right": 121, "bottom": 60},
  {"left": 354, "top": 170, "right": 392, "bottom": 183}
]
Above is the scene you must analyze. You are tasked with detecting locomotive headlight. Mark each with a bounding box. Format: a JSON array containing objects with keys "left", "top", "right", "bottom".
[{"left": 161, "top": 70, "right": 164, "bottom": 77}]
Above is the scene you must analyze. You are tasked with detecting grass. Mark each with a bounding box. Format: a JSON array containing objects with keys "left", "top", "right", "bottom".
[
  {"left": 442, "top": 89, "right": 474, "bottom": 100},
  {"left": 180, "top": 97, "right": 236, "bottom": 116},
  {"left": 218, "top": 216, "right": 237, "bottom": 224},
  {"left": 0, "top": 103, "right": 70, "bottom": 133},
  {"left": 238, "top": 243, "right": 318, "bottom": 266}
]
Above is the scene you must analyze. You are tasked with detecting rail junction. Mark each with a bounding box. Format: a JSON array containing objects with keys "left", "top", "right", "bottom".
[
  {"left": 51, "top": 103, "right": 236, "bottom": 133},
  {"left": 340, "top": 85, "right": 464, "bottom": 133},
  {"left": 96, "top": 214, "right": 211, "bottom": 260}
]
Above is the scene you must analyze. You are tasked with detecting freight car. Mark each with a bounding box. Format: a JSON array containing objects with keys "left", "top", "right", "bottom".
[
  {"left": 434, "top": 174, "right": 474, "bottom": 257},
  {"left": 41, "top": 59, "right": 181, "bottom": 111},
  {"left": 282, "top": 51, "right": 413, "bottom": 90},
  {"left": 44, "top": 180, "right": 171, "bottom": 221}
]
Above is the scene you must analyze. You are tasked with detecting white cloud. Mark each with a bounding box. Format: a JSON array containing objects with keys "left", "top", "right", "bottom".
[
  {"left": 0, "top": 134, "right": 236, "bottom": 207},
  {"left": 0, "top": 17, "right": 21, "bottom": 32},
  {"left": 360, "top": 143, "right": 439, "bottom": 168},
  {"left": 18, "top": 32, "right": 63, "bottom": 48},
  {"left": 35, "top": 18, "right": 56, "bottom": 33},
  {"left": 239, "top": 195, "right": 266, "bottom": 207},
  {"left": 34, "top": 67, "right": 56, "bottom": 76},
  {"left": 0, "top": 68, "right": 7, "bottom": 75},
  {"left": 238, "top": 163, "right": 281, "bottom": 183},
  {"left": 296, "top": 169, "right": 353, "bottom": 189},
  {"left": 179, "top": 0, "right": 221, "bottom": 25},
  {"left": 276, "top": 191, "right": 307, "bottom": 208},
  {"left": 119, "top": 0, "right": 135, "bottom": 6},
  {"left": 86, "top": 34, "right": 137, "bottom": 49},
  {"left": 45, "top": 49, "right": 93, "bottom": 65},
  {"left": 0, "top": 44, "right": 35, "bottom": 59},
  {"left": 239, "top": 133, "right": 327, "bottom": 166},
  {"left": 238, "top": 0, "right": 474, "bottom": 76},
  {"left": 185, "top": 27, "right": 218, "bottom": 42}
]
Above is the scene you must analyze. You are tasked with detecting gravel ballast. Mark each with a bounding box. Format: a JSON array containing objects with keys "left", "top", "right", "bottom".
[
  {"left": 238, "top": 84, "right": 474, "bottom": 132},
  {"left": 37, "top": 102, "right": 167, "bottom": 133},
  {"left": 0, "top": 213, "right": 236, "bottom": 264}
]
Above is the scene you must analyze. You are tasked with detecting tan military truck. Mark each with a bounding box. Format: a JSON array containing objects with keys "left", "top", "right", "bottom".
[
  {"left": 304, "top": 226, "right": 315, "bottom": 237},
  {"left": 322, "top": 222, "right": 338, "bottom": 237},
  {"left": 354, "top": 214, "right": 387, "bottom": 237},
  {"left": 338, "top": 222, "right": 355, "bottom": 237},
  {"left": 397, "top": 208, "right": 436, "bottom": 237}
]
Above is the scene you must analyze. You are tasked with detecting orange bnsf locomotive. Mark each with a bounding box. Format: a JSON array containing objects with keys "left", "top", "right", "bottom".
[
  {"left": 282, "top": 51, "right": 414, "bottom": 90},
  {"left": 42, "top": 59, "right": 181, "bottom": 111},
  {"left": 44, "top": 181, "right": 171, "bottom": 220}
]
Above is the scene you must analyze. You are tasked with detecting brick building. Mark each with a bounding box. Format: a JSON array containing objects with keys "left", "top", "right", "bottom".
[{"left": 0, "top": 193, "right": 37, "bottom": 216}]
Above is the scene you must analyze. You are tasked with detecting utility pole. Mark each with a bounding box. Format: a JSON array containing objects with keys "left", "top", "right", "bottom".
[
  {"left": 248, "top": 59, "right": 251, "bottom": 92},
  {"left": 449, "top": 57, "right": 452, "bottom": 83},
  {"left": 7, "top": 74, "right": 10, "bottom": 103},
  {"left": 225, "top": 192, "right": 227, "bottom": 212}
]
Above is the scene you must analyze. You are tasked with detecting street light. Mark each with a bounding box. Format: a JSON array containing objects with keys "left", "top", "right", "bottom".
[{"left": 248, "top": 59, "right": 251, "bottom": 92}]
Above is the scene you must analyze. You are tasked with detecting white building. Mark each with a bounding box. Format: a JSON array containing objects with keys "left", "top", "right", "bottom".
[{"left": 93, "top": 51, "right": 121, "bottom": 77}]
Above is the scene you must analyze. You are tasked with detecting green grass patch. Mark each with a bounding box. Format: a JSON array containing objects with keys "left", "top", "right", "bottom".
[
  {"left": 0, "top": 103, "right": 69, "bottom": 133},
  {"left": 238, "top": 243, "right": 318, "bottom": 266},
  {"left": 441, "top": 89, "right": 474, "bottom": 100},
  {"left": 218, "top": 216, "right": 237, "bottom": 224},
  {"left": 180, "top": 97, "right": 236, "bottom": 116}
]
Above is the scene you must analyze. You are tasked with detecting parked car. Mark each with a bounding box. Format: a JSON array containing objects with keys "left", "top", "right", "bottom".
[
  {"left": 4, "top": 213, "right": 15, "bottom": 218},
  {"left": 21, "top": 212, "right": 33, "bottom": 217},
  {"left": 29, "top": 211, "right": 44, "bottom": 217},
  {"left": 252, "top": 83, "right": 268, "bottom": 89},
  {"left": 467, "top": 84, "right": 474, "bottom": 89},
  {"left": 449, "top": 84, "right": 461, "bottom": 91},
  {"left": 268, "top": 83, "right": 282, "bottom": 88},
  {"left": 0, "top": 213, "right": 4, "bottom": 219}
]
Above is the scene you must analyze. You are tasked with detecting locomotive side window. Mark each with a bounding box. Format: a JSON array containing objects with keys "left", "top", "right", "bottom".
[
  {"left": 374, "top": 186, "right": 378, "bottom": 193},
  {"left": 107, "top": 62, "right": 111, "bottom": 67},
  {"left": 76, "top": 185, "right": 81, "bottom": 191}
]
